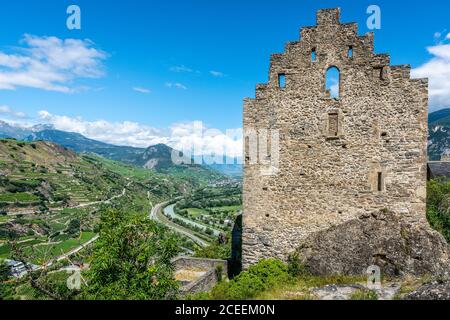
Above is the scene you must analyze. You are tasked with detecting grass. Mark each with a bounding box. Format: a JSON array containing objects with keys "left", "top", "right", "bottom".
[
  {"left": 0, "top": 192, "right": 40, "bottom": 203},
  {"left": 0, "top": 237, "right": 49, "bottom": 259},
  {"left": 23, "top": 232, "right": 97, "bottom": 264},
  {"left": 0, "top": 215, "right": 12, "bottom": 223},
  {"left": 85, "top": 155, "right": 154, "bottom": 180},
  {"left": 391, "top": 275, "right": 434, "bottom": 300},
  {"left": 349, "top": 289, "right": 378, "bottom": 300},
  {"left": 0, "top": 243, "right": 10, "bottom": 259},
  {"left": 186, "top": 208, "right": 208, "bottom": 217},
  {"left": 255, "top": 274, "right": 367, "bottom": 300}
]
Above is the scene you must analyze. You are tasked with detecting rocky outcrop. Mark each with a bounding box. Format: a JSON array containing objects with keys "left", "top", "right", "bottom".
[
  {"left": 296, "top": 210, "right": 450, "bottom": 277},
  {"left": 404, "top": 280, "right": 450, "bottom": 300}
]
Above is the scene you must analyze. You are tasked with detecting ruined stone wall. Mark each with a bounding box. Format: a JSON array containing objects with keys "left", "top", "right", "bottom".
[{"left": 243, "top": 8, "right": 429, "bottom": 268}]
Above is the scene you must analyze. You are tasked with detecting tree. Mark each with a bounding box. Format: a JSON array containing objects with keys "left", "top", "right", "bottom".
[
  {"left": 81, "top": 210, "right": 180, "bottom": 300},
  {"left": 0, "top": 260, "right": 13, "bottom": 300},
  {"left": 66, "top": 218, "right": 81, "bottom": 237}
]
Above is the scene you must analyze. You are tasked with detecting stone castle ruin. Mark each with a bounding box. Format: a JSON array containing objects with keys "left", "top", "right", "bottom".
[{"left": 243, "top": 8, "right": 450, "bottom": 276}]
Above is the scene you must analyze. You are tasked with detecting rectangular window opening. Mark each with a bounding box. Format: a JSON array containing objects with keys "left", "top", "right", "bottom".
[
  {"left": 348, "top": 46, "right": 353, "bottom": 58},
  {"left": 278, "top": 74, "right": 286, "bottom": 88},
  {"left": 312, "top": 48, "right": 317, "bottom": 62},
  {"left": 328, "top": 113, "right": 339, "bottom": 137},
  {"left": 377, "top": 172, "right": 383, "bottom": 192},
  {"left": 374, "top": 67, "right": 384, "bottom": 80}
]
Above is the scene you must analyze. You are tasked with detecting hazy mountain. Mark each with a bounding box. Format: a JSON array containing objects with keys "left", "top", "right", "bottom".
[
  {"left": 21, "top": 128, "right": 237, "bottom": 177},
  {"left": 0, "top": 121, "right": 55, "bottom": 140},
  {"left": 429, "top": 108, "right": 450, "bottom": 161},
  {"left": 0, "top": 120, "right": 33, "bottom": 139},
  {"left": 0, "top": 121, "right": 243, "bottom": 176},
  {"left": 25, "top": 129, "right": 145, "bottom": 165}
]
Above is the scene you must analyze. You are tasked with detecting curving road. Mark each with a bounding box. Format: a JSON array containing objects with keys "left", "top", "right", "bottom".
[
  {"left": 150, "top": 201, "right": 210, "bottom": 247},
  {"left": 163, "top": 204, "right": 222, "bottom": 237}
]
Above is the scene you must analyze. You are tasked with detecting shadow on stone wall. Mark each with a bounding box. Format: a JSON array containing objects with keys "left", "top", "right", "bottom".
[{"left": 229, "top": 214, "right": 242, "bottom": 279}]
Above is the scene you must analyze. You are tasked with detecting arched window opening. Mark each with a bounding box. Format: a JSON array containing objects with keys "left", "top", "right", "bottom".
[{"left": 325, "top": 66, "right": 340, "bottom": 99}]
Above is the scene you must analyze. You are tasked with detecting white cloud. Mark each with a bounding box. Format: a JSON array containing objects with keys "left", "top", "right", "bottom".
[
  {"left": 446, "top": 33, "right": 450, "bottom": 40},
  {"left": 0, "top": 105, "right": 28, "bottom": 119},
  {"left": 165, "top": 82, "right": 187, "bottom": 90},
  {"left": 133, "top": 87, "right": 151, "bottom": 94},
  {"left": 169, "top": 65, "right": 194, "bottom": 73},
  {"left": 38, "top": 110, "right": 165, "bottom": 147},
  {"left": 330, "top": 80, "right": 339, "bottom": 98},
  {"left": 0, "top": 34, "right": 107, "bottom": 93},
  {"left": 210, "top": 70, "right": 225, "bottom": 77},
  {"left": 37, "top": 110, "right": 243, "bottom": 158},
  {"left": 168, "top": 121, "right": 242, "bottom": 158},
  {"left": 412, "top": 43, "right": 450, "bottom": 110}
]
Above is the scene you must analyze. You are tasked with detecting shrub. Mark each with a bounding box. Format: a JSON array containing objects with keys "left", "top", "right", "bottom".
[
  {"left": 427, "top": 180, "right": 450, "bottom": 243},
  {"left": 208, "top": 258, "right": 293, "bottom": 300},
  {"left": 287, "top": 252, "right": 310, "bottom": 277},
  {"left": 215, "top": 265, "right": 223, "bottom": 283}
]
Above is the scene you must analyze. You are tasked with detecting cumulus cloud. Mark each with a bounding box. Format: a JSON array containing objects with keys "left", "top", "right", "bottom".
[
  {"left": 38, "top": 110, "right": 165, "bottom": 147},
  {"left": 0, "top": 34, "right": 107, "bottom": 93},
  {"left": 165, "top": 82, "right": 187, "bottom": 90},
  {"left": 133, "top": 87, "right": 151, "bottom": 94},
  {"left": 412, "top": 43, "right": 450, "bottom": 111},
  {"left": 168, "top": 121, "right": 242, "bottom": 159},
  {"left": 210, "top": 70, "right": 225, "bottom": 77},
  {"left": 37, "top": 110, "right": 243, "bottom": 158},
  {"left": 446, "top": 33, "right": 450, "bottom": 40},
  {"left": 0, "top": 105, "right": 28, "bottom": 119}
]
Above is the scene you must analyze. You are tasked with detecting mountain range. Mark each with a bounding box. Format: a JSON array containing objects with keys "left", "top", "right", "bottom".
[
  {"left": 0, "top": 120, "right": 243, "bottom": 177},
  {"left": 428, "top": 108, "right": 450, "bottom": 161}
]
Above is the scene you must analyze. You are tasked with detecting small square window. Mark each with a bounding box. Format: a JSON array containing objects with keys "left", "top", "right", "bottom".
[
  {"left": 374, "top": 67, "right": 384, "bottom": 80},
  {"left": 278, "top": 74, "right": 286, "bottom": 88}
]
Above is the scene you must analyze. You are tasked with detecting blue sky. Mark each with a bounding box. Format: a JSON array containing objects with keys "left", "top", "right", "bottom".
[{"left": 0, "top": 0, "right": 449, "bottom": 150}]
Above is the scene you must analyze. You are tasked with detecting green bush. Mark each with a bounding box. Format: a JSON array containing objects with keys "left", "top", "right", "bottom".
[
  {"left": 80, "top": 210, "right": 180, "bottom": 300},
  {"left": 287, "top": 252, "right": 310, "bottom": 277},
  {"left": 208, "top": 258, "right": 293, "bottom": 300},
  {"left": 427, "top": 180, "right": 450, "bottom": 243}
]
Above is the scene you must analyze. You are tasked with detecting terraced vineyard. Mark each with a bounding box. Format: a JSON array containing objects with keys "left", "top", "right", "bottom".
[
  {"left": 0, "top": 139, "right": 127, "bottom": 214},
  {"left": 0, "top": 139, "right": 229, "bottom": 268}
]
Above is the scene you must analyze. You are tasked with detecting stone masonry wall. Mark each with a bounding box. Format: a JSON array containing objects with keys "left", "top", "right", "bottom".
[{"left": 242, "top": 8, "right": 429, "bottom": 268}]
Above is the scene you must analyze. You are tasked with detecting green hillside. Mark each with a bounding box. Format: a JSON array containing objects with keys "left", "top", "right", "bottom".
[{"left": 0, "top": 139, "right": 222, "bottom": 265}]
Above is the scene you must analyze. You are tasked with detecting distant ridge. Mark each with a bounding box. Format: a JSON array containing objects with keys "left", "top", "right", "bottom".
[{"left": 429, "top": 108, "right": 450, "bottom": 161}]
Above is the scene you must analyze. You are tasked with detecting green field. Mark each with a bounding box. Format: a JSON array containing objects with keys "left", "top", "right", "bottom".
[
  {"left": 22, "top": 232, "right": 97, "bottom": 264},
  {"left": 0, "top": 192, "right": 40, "bottom": 203},
  {"left": 186, "top": 208, "right": 208, "bottom": 217}
]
